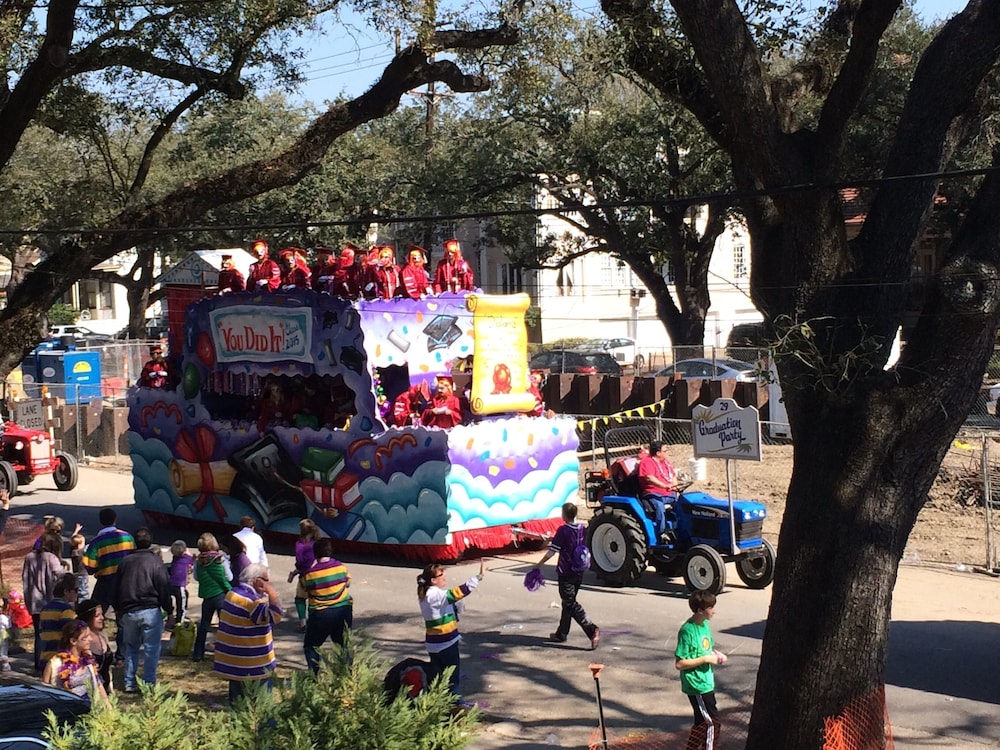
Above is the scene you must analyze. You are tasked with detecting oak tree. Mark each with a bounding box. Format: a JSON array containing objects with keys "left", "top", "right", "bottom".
[{"left": 601, "top": 0, "right": 1000, "bottom": 747}]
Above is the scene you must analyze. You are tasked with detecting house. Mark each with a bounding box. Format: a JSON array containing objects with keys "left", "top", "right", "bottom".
[{"left": 527, "top": 191, "right": 760, "bottom": 367}]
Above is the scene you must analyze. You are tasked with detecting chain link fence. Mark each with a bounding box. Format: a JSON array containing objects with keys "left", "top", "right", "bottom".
[{"left": 574, "top": 413, "right": 1000, "bottom": 571}]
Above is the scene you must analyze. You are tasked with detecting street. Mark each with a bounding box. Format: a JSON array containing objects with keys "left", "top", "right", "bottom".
[{"left": 6, "top": 465, "right": 999, "bottom": 749}]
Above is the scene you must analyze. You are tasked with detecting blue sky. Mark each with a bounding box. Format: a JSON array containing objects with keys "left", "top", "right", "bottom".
[{"left": 293, "top": 0, "right": 970, "bottom": 105}]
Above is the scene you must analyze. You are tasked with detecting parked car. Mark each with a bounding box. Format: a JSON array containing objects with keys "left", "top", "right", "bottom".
[
  {"left": 573, "top": 337, "right": 643, "bottom": 370},
  {"left": 653, "top": 357, "right": 758, "bottom": 381},
  {"left": 0, "top": 673, "right": 90, "bottom": 748},
  {"left": 726, "top": 322, "right": 768, "bottom": 361},
  {"left": 530, "top": 349, "right": 622, "bottom": 375},
  {"left": 47, "top": 325, "right": 114, "bottom": 346}
]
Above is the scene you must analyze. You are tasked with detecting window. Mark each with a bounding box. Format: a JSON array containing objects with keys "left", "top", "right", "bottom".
[
  {"left": 503, "top": 264, "right": 523, "bottom": 294},
  {"left": 733, "top": 245, "right": 747, "bottom": 279},
  {"left": 662, "top": 259, "right": 675, "bottom": 284}
]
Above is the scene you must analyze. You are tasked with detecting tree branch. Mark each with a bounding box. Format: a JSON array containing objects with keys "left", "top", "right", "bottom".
[
  {"left": 856, "top": 1, "right": 1000, "bottom": 280},
  {"left": 668, "top": 0, "right": 786, "bottom": 182},
  {"left": 3, "top": 26, "right": 519, "bottom": 317},
  {"left": 128, "top": 87, "right": 206, "bottom": 204},
  {"left": 0, "top": 0, "right": 80, "bottom": 168},
  {"left": 599, "top": 0, "right": 730, "bottom": 147},
  {"left": 815, "top": 0, "right": 901, "bottom": 165},
  {"left": 65, "top": 45, "right": 247, "bottom": 99}
]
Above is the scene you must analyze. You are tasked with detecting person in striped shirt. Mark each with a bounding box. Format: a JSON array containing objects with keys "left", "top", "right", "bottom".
[
  {"left": 213, "top": 562, "right": 282, "bottom": 706},
  {"left": 38, "top": 573, "right": 79, "bottom": 668},
  {"left": 417, "top": 559, "right": 485, "bottom": 699},
  {"left": 82, "top": 508, "right": 135, "bottom": 662},
  {"left": 301, "top": 537, "right": 352, "bottom": 673}
]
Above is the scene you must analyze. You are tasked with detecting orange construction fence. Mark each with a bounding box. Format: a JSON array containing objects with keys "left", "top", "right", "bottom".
[{"left": 587, "top": 687, "right": 893, "bottom": 750}]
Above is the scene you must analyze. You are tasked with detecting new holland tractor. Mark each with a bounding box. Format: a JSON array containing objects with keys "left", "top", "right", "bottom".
[{"left": 583, "top": 426, "right": 775, "bottom": 594}]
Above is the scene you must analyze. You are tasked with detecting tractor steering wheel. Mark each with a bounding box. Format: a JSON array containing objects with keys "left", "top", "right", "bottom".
[{"left": 671, "top": 480, "right": 694, "bottom": 495}]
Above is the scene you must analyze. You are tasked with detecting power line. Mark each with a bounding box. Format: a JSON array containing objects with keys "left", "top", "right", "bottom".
[{"left": 0, "top": 162, "right": 992, "bottom": 238}]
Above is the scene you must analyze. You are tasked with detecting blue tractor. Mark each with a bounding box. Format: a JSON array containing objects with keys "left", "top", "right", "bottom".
[{"left": 583, "top": 426, "right": 775, "bottom": 593}]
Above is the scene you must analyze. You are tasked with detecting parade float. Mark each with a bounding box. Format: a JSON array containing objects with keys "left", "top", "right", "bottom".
[{"left": 127, "top": 289, "right": 578, "bottom": 559}]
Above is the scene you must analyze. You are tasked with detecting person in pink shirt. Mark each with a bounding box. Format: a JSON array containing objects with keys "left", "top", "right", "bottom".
[{"left": 637, "top": 440, "right": 679, "bottom": 542}]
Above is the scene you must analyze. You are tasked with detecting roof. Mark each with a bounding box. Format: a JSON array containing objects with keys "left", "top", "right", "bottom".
[{"left": 155, "top": 248, "right": 255, "bottom": 287}]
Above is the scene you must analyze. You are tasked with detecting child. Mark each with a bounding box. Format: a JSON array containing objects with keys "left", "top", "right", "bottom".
[
  {"left": 674, "top": 591, "right": 726, "bottom": 740},
  {"left": 5, "top": 590, "right": 32, "bottom": 654},
  {"left": 168, "top": 540, "right": 195, "bottom": 625},
  {"left": 288, "top": 519, "right": 321, "bottom": 632},
  {"left": 191, "top": 532, "right": 231, "bottom": 662},
  {"left": 0, "top": 596, "right": 11, "bottom": 672},
  {"left": 417, "top": 559, "right": 484, "bottom": 700},
  {"left": 532, "top": 501, "right": 600, "bottom": 649},
  {"left": 69, "top": 533, "right": 89, "bottom": 599}
]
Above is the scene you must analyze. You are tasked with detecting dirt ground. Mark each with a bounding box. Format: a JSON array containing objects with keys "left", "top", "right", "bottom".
[{"left": 612, "top": 441, "right": 1000, "bottom": 570}]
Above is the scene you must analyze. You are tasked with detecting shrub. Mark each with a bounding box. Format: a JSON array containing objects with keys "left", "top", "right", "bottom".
[
  {"left": 47, "top": 304, "right": 79, "bottom": 326},
  {"left": 44, "top": 633, "right": 478, "bottom": 750}
]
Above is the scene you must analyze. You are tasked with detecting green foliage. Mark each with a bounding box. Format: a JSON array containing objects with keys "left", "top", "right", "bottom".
[
  {"left": 271, "top": 634, "right": 478, "bottom": 750},
  {"left": 47, "top": 304, "right": 79, "bottom": 326},
  {"left": 43, "top": 634, "right": 478, "bottom": 750}
]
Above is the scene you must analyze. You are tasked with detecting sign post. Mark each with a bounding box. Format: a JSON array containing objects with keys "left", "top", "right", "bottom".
[{"left": 692, "top": 398, "right": 763, "bottom": 555}]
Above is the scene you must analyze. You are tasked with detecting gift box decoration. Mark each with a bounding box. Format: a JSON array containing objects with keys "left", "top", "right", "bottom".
[{"left": 300, "top": 472, "right": 362, "bottom": 512}]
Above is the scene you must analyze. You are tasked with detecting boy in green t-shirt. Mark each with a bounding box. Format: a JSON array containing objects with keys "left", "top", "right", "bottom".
[{"left": 674, "top": 591, "right": 726, "bottom": 741}]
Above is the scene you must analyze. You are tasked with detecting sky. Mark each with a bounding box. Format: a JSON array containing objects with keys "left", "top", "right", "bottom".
[{"left": 292, "top": 0, "right": 971, "bottom": 105}]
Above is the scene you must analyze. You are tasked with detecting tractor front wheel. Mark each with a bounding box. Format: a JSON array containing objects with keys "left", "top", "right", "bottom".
[
  {"left": 0, "top": 460, "right": 18, "bottom": 497},
  {"left": 53, "top": 452, "right": 79, "bottom": 491},
  {"left": 735, "top": 539, "right": 776, "bottom": 589},
  {"left": 587, "top": 507, "right": 647, "bottom": 587},
  {"left": 683, "top": 544, "right": 727, "bottom": 594}
]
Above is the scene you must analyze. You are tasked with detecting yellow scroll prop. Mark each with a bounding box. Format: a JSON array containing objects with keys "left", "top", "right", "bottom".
[{"left": 466, "top": 293, "right": 537, "bottom": 415}]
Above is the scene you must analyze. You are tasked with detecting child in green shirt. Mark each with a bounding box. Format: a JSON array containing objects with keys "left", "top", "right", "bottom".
[{"left": 674, "top": 590, "right": 726, "bottom": 740}]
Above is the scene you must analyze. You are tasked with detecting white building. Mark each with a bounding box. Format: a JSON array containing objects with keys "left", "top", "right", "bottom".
[{"left": 528, "top": 194, "right": 762, "bottom": 365}]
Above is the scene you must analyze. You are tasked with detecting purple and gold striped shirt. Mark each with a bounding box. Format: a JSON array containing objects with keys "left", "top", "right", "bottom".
[
  {"left": 303, "top": 558, "right": 351, "bottom": 612},
  {"left": 419, "top": 574, "right": 480, "bottom": 654},
  {"left": 213, "top": 583, "right": 282, "bottom": 682},
  {"left": 82, "top": 527, "right": 135, "bottom": 577}
]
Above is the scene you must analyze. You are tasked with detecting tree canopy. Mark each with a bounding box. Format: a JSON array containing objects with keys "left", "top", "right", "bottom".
[
  {"left": 0, "top": 0, "right": 520, "bottom": 372},
  {"left": 598, "top": 0, "right": 1000, "bottom": 746}
]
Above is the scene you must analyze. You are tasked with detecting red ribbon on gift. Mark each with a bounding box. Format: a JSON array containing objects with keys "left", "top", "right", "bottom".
[{"left": 175, "top": 425, "right": 226, "bottom": 521}]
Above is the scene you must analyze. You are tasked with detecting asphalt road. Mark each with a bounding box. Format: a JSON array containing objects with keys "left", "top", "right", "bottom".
[{"left": 7, "top": 465, "right": 999, "bottom": 749}]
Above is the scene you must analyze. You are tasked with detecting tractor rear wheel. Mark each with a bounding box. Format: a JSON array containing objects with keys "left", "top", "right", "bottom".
[
  {"left": 735, "top": 539, "right": 776, "bottom": 589},
  {"left": 587, "top": 507, "right": 647, "bottom": 587},
  {"left": 53, "top": 452, "right": 79, "bottom": 491},
  {"left": 683, "top": 544, "right": 727, "bottom": 594},
  {"left": 0, "top": 460, "right": 18, "bottom": 497}
]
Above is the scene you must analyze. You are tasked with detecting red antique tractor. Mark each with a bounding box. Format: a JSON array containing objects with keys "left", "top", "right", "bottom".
[{"left": 0, "top": 418, "right": 79, "bottom": 495}]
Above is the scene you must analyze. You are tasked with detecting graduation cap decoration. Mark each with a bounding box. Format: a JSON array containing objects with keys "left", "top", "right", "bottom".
[
  {"left": 339, "top": 345, "right": 366, "bottom": 375},
  {"left": 422, "top": 314, "right": 462, "bottom": 352}
]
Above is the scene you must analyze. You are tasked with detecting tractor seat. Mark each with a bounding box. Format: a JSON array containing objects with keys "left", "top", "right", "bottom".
[{"left": 609, "top": 456, "right": 640, "bottom": 496}]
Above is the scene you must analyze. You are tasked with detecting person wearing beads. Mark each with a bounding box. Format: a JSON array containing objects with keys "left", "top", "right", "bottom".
[
  {"left": 417, "top": 559, "right": 485, "bottom": 700},
  {"left": 42, "top": 620, "right": 109, "bottom": 708}
]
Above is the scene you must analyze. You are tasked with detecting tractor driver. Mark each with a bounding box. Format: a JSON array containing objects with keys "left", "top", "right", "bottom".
[{"left": 637, "top": 440, "right": 679, "bottom": 543}]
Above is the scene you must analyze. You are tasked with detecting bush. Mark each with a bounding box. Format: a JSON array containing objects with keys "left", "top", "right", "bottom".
[
  {"left": 44, "top": 634, "right": 479, "bottom": 750},
  {"left": 47, "top": 303, "right": 79, "bottom": 326}
]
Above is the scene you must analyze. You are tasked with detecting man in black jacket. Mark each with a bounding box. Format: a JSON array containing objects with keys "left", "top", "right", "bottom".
[{"left": 115, "top": 527, "right": 171, "bottom": 693}]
